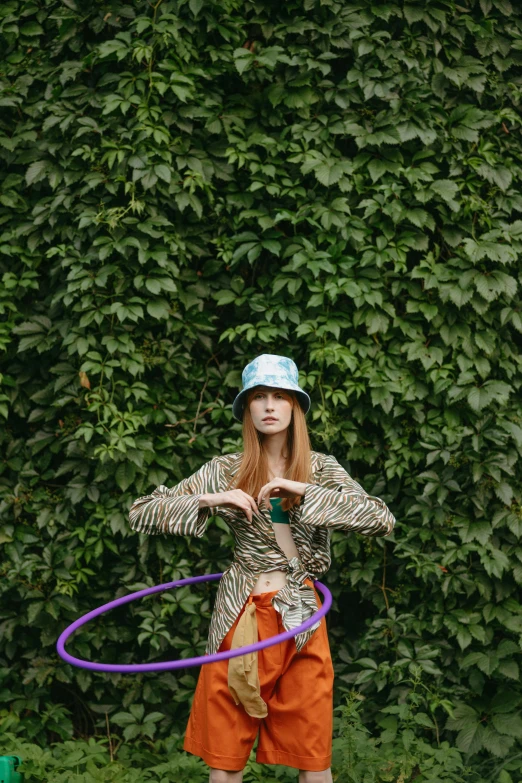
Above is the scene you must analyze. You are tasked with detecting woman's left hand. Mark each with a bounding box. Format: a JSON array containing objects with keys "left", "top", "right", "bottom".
[{"left": 257, "top": 478, "right": 307, "bottom": 510}]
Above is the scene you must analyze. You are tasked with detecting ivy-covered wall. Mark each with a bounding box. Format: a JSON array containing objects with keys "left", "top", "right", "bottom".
[{"left": 1, "top": 0, "right": 522, "bottom": 779}]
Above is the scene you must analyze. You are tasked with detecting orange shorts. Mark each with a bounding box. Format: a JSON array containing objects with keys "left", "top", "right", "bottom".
[{"left": 183, "top": 578, "right": 334, "bottom": 772}]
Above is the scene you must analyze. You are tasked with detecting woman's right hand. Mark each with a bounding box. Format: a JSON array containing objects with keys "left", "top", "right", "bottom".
[{"left": 199, "top": 490, "right": 258, "bottom": 522}]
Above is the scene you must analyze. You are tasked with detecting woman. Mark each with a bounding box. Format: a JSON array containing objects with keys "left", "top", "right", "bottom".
[{"left": 129, "top": 353, "right": 396, "bottom": 783}]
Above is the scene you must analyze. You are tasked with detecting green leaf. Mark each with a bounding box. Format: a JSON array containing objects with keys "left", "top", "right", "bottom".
[
  {"left": 414, "top": 712, "right": 436, "bottom": 729},
  {"left": 233, "top": 47, "right": 254, "bottom": 75},
  {"left": 189, "top": 0, "right": 204, "bottom": 15},
  {"left": 496, "top": 659, "right": 519, "bottom": 681},
  {"left": 482, "top": 727, "right": 515, "bottom": 756},
  {"left": 147, "top": 299, "right": 171, "bottom": 320},
  {"left": 456, "top": 722, "right": 486, "bottom": 754},
  {"left": 115, "top": 463, "right": 136, "bottom": 492},
  {"left": 20, "top": 22, "right": 44, "bottom": 36},
  {"left": 368, "top": 159, "right": 389, "bottom": 183},
  {"left": 130, "top": 704, "right": 145, "bottom": 721},
  {"left": 430, "top": 179, "right": 459, "bottom": 203},
  {"left": 123, "top": 725, "right": 142, "bottom": 741},
  {"left": 494, "top": 481, "right": 513, "bottom": 505},
  {"left": 314, "top": 162, "right": 344, "bottom": 187},
  {"left": 26, "top": 161, "right": 47, "bottom": 185},
  {"left": 403, "top": 5, "right": 425, "bottom": 24},
  {"left": 154, "top": 164, "right": 171, "bottom": 183},
  {"left": 456, "top": 627, "right": 472, "bottom": 651}
]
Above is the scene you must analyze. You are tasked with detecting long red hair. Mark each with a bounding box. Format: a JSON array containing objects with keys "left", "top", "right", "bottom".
[{"left": 230, "top": 388, "right": 312, "bottom": 511}]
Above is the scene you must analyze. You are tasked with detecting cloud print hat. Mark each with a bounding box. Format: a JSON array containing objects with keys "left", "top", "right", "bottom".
[{"left": 232, "top": 354, "right": 311, "bottom": 422}]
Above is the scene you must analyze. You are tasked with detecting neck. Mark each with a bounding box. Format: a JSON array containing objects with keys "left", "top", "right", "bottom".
[{"left": 261, "top": 429, "right": 289, "bottom": 463}]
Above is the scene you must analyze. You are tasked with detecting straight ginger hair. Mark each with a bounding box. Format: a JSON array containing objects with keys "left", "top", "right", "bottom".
[{"left": 231, "top": 388, "right": 313, "bottom": 512}]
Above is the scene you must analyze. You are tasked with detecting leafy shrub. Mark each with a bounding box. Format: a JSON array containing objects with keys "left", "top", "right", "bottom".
[
  {"left": 0, "top": 733, "right": 209, "bottom": 783},
  {"left": 332, "top": 691, "right": 470, "bottom": 783},
  {"left": 0, "top": 732, "right": 298, "bottom": 782}
]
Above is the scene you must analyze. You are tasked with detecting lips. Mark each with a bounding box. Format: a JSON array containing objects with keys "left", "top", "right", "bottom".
[{"left": 262, "top": 417, "right": 277, "bottom": 422}]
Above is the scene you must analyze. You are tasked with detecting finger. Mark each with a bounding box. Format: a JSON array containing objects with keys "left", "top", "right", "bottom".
[
  {"left": 240, "top": 490, "right": 258, "bottom": 512},
  {"left": 247, "top": 490, "right": 259, "bottom": 510},
  {"left": 259, "top": 487, "right": 272, "bottom": 510},
  {"left": 258, "top": 483, "right": 270, "bottom": 504}
]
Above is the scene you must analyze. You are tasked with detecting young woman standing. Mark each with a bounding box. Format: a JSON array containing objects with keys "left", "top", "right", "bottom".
[{"left": 129, "top": 354, "right": 396, "bottom": 783}]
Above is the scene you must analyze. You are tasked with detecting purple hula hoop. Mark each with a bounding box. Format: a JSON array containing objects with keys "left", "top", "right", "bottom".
[{"left": 56, "top": 573, "right": 332, "bottom": 673}]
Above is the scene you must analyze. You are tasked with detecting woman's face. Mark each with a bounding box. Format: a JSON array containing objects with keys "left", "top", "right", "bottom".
[{"left": 248, "top": 386, "right": 293, "bottom": 435}]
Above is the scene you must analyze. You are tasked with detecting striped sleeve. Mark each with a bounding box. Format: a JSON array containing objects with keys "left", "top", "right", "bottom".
[
  {"left": 128, "top": 457, "right": 222, "bottom": 537},
  {"left": 300, "top": 454, "right": 396, "bottom": 537}
]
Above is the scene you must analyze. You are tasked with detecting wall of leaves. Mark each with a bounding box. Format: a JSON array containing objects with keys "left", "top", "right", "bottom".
[{"left": 1, "top": 0, "right": 522, "bottom": 778}]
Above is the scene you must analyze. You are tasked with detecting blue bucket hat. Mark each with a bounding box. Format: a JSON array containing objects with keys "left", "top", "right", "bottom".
[{"left": 232, "top": 354, "right": 311, "bottom": 422}]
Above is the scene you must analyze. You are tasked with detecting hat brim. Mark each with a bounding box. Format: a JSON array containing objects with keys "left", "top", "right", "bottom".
[{"left": 232, "top": 385, "right": 310, "bottom": 422}]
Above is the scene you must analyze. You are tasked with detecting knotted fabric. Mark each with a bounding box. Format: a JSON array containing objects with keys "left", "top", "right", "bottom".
[
  {"left": 271, "top": 557, "right": 322, "bottom": 653},
  {"left": 227, "top": 558, "right": 321, "bottom": 716}
]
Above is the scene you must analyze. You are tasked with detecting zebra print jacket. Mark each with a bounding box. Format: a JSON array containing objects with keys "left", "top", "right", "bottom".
[{"left": 128, "top": 451, "right": 396, "bottom": 656}]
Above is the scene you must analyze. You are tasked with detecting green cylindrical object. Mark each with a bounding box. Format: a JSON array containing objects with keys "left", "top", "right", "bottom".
[{"left": 0, "top": 756, "right": 23, "bottom": 782}]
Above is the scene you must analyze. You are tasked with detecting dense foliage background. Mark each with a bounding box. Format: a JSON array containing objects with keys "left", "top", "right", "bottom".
[{"left": 1, "top": 0, "right": 522, "bottom": 780}]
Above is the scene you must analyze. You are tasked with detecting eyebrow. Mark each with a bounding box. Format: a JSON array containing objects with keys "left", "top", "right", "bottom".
[{"left": 254, "top": 388, "right": 288, "bottom": 394}]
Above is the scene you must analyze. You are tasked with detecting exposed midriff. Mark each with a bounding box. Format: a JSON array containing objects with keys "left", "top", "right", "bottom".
[{"left": 250, "top": 498, "right": 301, "bottom": 595}]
